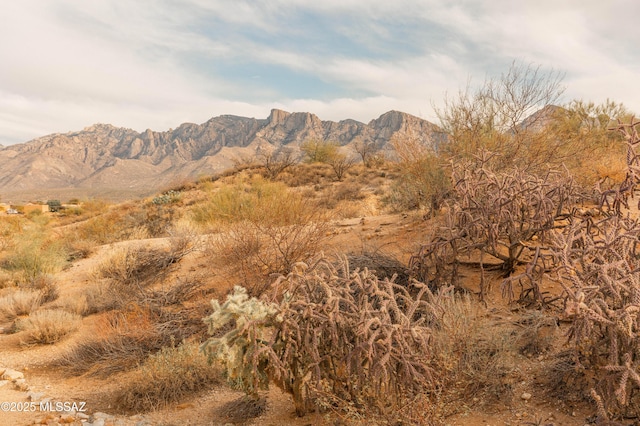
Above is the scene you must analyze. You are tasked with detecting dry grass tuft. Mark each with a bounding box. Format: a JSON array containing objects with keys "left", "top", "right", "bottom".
[
  {"left": 16, "top": 309, "right": 81, "bottom": 345},
  {"left": 115, "top": 343, "right": 221, "bottom": 412},
  {"left": 0, "top": 290, "right": 42, "bottom": 321},
  {"left": 430, "top": 295, "right": 519, "bottom": 412}
]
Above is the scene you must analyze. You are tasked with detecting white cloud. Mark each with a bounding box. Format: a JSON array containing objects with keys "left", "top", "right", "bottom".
[{"left": 1, "top": 0, "right": 639, "bottom": 145}]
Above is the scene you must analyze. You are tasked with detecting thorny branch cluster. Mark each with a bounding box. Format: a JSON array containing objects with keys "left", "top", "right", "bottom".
[{"left": 409, "top": 118, "right": 640, "bottom": 420}]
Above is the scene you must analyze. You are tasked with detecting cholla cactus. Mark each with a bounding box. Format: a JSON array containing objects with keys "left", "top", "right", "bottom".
[
  {"left": 202, "top": 259, "right": 435, "bottom": 418},
  {"left": 200, "top": 286, "right": 279, "bottom": 395},
  {"left": 409, "top": 151, "right": 576, "bottom": 299}
]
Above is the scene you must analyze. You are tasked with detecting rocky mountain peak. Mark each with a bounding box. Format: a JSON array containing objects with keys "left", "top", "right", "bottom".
[
  {"left": 267, "top": 109, "right": 291, "bottom": 124},
  {"left": 0, "top": 109, "right": 443, "bottom": 201}
]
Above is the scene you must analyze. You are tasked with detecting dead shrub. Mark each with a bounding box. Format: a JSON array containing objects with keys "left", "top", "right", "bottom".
[
  {"left": 344, "top": 250, "right": 410, "bottom": 287},
  {"left": 513, "top": 310, "right": 558, "bottom": 356},
  {"left": 115, "top": 343, "right": 221, "bottom": 412},
  {"left": 62, "top": 278, "right": 209, "bottom": 377},
  {"left": 93, "top": 242, "right": 189, "bottom": 308},
  {"left": 16, "top": 309, "right": 81, "bottom": 345},
  {"left": 62, "top": 306, "right": 171, "bottom": 377},
  {"left": 82, "top": 281, "right": 117, "bottom": 315}
]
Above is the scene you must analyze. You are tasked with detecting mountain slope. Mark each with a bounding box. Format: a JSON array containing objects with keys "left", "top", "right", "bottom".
[{"left": 0, "top": 109, "right": 443, "bottom": 201}]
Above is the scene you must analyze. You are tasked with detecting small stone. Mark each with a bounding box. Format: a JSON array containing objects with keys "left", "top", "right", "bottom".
[
  {"left": 2, "top": 368, "right": 24, "bottom": 381},
  {"left": 28, "top": 391, "right": 46, "bottom": 402},
  {"left": 92, "top": 412, "right": 113, "bottom": 420},
  {"left": 77, "top": 413, "right": 90, "bottom": 420},
  {"left": 14, "top": 378, "right": 29, "bottom": 391},
  {"left": 60, "top": 415, "right": 76, "bottom": 424},
  {"left": 521, "top": 392, "right": 532, "bottom": 401}
]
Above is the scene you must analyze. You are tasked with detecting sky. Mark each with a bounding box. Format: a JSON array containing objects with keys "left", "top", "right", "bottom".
[{"left": 1, "top": 0, "right": 639, "bottom": 146}]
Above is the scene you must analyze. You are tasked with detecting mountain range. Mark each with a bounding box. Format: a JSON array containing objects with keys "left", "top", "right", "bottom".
[{"left": 0, "top": 109, "right": 443, "bottom": 202}]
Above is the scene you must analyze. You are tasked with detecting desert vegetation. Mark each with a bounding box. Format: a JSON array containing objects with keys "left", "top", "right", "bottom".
[{"left": 1, "top": 61, "right": 640, "bottom": 426}]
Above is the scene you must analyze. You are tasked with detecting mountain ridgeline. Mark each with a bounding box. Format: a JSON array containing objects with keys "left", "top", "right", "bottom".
[{"left": 0, "top": 109, "right": 442, "bottom": 201}]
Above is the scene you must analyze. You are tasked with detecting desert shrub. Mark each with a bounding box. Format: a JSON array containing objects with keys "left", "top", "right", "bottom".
[
  {"left": 82, "top": 281, "right": 116, "bottom": 315},
  {"left": 16, "top": 309, "right": 81, "bottom": 345},
  {"left": 206, "top": 178, "right": 329, "bottom": 295},
  {"left": 73, "top": 204, "right": 149, "bottom": 244},
  {"left": 202, "top": 258, "right": 435, "bottom": 419},
  {"left": 279, "top": 163, "right": 333, "bottom": 187},
  {"left": 327, "top": 152, "right": 356, "bottom": 181},
  {"left": 93, "top": 241, "right": 189, "bottom": 306},
  {"left": 256, "top": 145, "right": 299, "bottom": 180},
  {"left": 300, "top": 139, "right": 339, "bottom": 163},
  {"left": 409, "top": 153, "right": 578, "bottom": 299},
  {"left": 0, "top": 216, "right": 24, "bottom": 252},
  {"left": 2, "top": 235, "right": 68, "bottom": 283},
  {"left": 0, "top": 290, "right": 42, "bottom": 321},
  {"left": 115, "top": 342, "right": 221, "bottom": 412},
  {"left": 352, "top": 138, "right": 380, "bottom": 168},
  {"left": 547, "top": 100, "right": 628, "bottom": 188},
  {"left": 389, "top": 133, "right": 450, "bottom": 214},
  {"left": 436, "top": 61, "right": 565, "bottom": 172},
  {"left": 60, "top": 234, "right": 96, "bottom": 262},
  {"left": 27, "top": 274, "right": 59, "bottom": 303}
]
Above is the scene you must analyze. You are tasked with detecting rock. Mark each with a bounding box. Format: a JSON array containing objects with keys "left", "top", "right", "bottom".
[
  {"left": 521, "top": 392, "right": 532, "bottom": 401},
  {"left": 1, "top": 368, "right": 24, "bottom": 381},
  {"left": 77, "top": 412, "right": 90, "bottom": 420},
  {"left": 60, "top": 415, "right": 76, "bottom": 423},
  {"left": 92, "top": 412, "right": 114, "bottom": 420},
  {"left": 28, "top": 391, "right": 46, "bottom": 402},
  {"left": 14, "top": 378, "right": 29, "bottom": 391},
  {"left": 0, "top": 380, "right": 9, "bottom": 388}
]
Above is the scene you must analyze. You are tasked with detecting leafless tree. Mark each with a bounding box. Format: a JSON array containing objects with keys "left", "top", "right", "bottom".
[
  {"left": 352, "top": 137, "right": 378, "bottom": 168},
  {"left": 257, "top": 145, "right": 299, "bottom": 180},
  {"left": 436, "top": 61, "right": 565, "bottom": 172}
]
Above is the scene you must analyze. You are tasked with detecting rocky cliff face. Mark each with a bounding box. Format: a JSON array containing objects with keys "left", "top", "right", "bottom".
[{"left": 0, "top": 110, "right": 443, "bottom": 201}]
